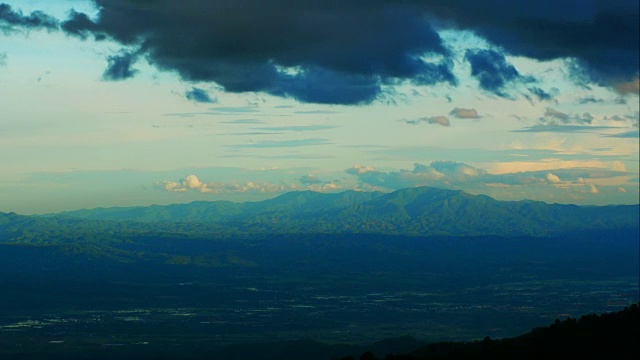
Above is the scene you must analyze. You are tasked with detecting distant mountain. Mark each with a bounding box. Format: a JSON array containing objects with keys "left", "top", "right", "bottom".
[{"left": 48, "top": 186, "right": 639, "bottom": 237}]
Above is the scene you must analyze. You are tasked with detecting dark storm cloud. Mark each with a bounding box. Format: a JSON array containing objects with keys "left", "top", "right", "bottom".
[
  {"left": 0, "top": 3, "right": 58, "bottom": 31},
  {"left": 185, "top": 87, "right": 216, "bottom": 103},
  {"left": 421, "top": 0, "right": 639, "bottom": 86},
  {"left": 465, "top": 49, "right": 527, "bottom": 98},
  {"left": 11, "top": 1, "right": 636, "bottom": 102},
  {"left": 61, "top": 10, "right": 105, "bottom": 40},
  {"left": 57, "top": 0, "right": 456, "bottom": 104},
  {"left": 102, "top": 52, "right": 138, "bottom": 81}
]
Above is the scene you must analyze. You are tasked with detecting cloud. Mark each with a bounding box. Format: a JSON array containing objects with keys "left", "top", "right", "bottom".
[
  {"left": 299, "top": 175, "right": 322, "bottom": 185},
  {"left": 102, "top": 51, "right": 138, "bottom": 81},
  {"left": 213, "top": 106, "right": 260, "bottom": 113},
  {"left": 346, "top": 164, "right": 377, "bottom": 175},
  {"left": 346, "top": 161, "right": 629, "bottom": 195},
  {"left": 515, "top": 108, "right": 627, "bottom": 132},
  {"left": 61, "top": 0, "right": 457, "bottom": 105},
  {"left": 488, "top": 159, "right": 629, "bottom": 175},
  {"left": 185, "top": 87, "right": 216, "bottom": 103},
  {"left": 158, "top": 174, "right": 344, "bottom": 194},
  {"left": 405, "top": 116, "right": 450, "bottom": 127},
  {"left": 230, "top": 138, "right": 329, "bottom": 148},
  {"left": 6, "top": 1, "right": 638, "bottom": 100},
  {"left": 527, "top": 87, "right": 553, "bottom": 101},
  {"left": 464, "top": 49, "right": 529, "bottom": 98},
  {"left": 159, "top": 175, "right": 296, "bottom": 194},
  {"left": 614, "top": 79, "right": 640, "bottom": 95},
  {"left": 578, "top": 96, "right": 605, "bottom": 104},
  {"left": 545, "top": 173, "right": 561, "bottom": 184},
  {"left": 0, "top": 52, "right": 6, "bottom": 66},
  {"left": 424, "top": 0, "right": 639, "bottom": 86},
  {"left": 0, "top": 3, "right": 58, "bottom": 32},
  {"left": 607, "top": 115, "right": 626, "bottom": 122},
  {"left": 603, "top": 130, "right": 640, "bottom": 138},
  {"left": 61, "top": 9, "right": 104, "bottom": 40},
  {"left": 222, "top": 119, "right": 265, "bottom": 125},
  {"left": 544, "top": 107, "right": 570, "bottom": 123},
  {"left": 543, "top": 108, "right": 596, "bottom": 126},
  {"left": 511, "top": 123, "right": 616, "bottom": 133},
  {"left": 255, "top": 125, "right": 336, "bottom": 132},
  {"left": 449, "top": 107, "right": 480, "bottom": 119}
]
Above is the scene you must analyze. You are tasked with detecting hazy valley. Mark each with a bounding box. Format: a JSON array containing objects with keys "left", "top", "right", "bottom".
[{"left": 1, "top": 187, "right": 638, "bottom": 359}]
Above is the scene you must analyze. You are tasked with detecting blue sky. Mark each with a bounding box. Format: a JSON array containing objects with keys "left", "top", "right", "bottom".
[{"left": 1, "top": 0, "right": 638, "bottom": 214}]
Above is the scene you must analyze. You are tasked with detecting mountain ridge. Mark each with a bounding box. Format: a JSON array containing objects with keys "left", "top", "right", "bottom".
[{"left": 30, "top": 186, "right": 638, "bottom": 237}]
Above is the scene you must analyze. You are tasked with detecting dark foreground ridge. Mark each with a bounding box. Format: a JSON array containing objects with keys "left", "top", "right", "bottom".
[{"left": 361, "top": 303, "right": 640, "bottom": 360}]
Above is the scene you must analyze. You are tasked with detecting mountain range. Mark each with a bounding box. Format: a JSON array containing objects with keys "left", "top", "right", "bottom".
[{"left": 45, "top": 186, "right": 638, "bottom": 237}]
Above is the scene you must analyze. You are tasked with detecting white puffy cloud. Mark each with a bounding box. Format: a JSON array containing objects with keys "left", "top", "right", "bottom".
[
  {"left": 347, "top": 164, "right": 376, "bottom": 175},
  {"left": 182, "top": 174, "right": 204, "bottom": 190},
  {"left": 545, "top": 173, "right": 561, "bottom": 184},
  {"left": 159, "top": 175, "right": 294, "bottom": 194},
  {"left": 158, "top": 174, "right": 345, "bottom": 195}
]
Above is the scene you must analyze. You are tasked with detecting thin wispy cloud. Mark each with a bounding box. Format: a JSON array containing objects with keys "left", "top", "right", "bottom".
[
  {"left": 210, "top": 107, "right": 259, "bottom": 113},
  {"left": 404, "top": 116, "right": 450, "bottom": 127},
  {"left": 222, "top": 119, "right": 265, "bottom": 125},
  {"left": 512, "top": 125, "right": 617, "bottom": 133},
  {"left": 254, "top": 125, "right": 337, "bottom": 132},
  {"left": 230, "top": 138, "right": 330, "bottom": 148},
  {"left": 602, "top": 130, "right": 640, "bottom": 139}
]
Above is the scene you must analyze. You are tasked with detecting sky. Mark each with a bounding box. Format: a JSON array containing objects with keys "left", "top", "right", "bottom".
[{"left": 0, "top": 0, "right": 638, "bottom": 214}]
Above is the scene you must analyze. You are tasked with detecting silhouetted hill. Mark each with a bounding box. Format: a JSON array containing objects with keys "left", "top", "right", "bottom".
[
  {"left": 348, "top": 303, "right": 640, "bottom": 360},
  {"left": 46, "top": 186, "right": 639, "bottom": 236}
]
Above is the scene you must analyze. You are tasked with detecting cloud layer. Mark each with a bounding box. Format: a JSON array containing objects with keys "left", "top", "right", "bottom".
[
  {"left": 4, "top": 1, "right": 638, "bottom": 103},
  {"left": 159, "top": 174, "right": 343, "bottom": 194},
  {"left": 346, "top": 161, "right": 629, "bottom": 197}
]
